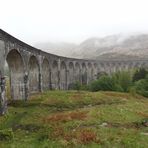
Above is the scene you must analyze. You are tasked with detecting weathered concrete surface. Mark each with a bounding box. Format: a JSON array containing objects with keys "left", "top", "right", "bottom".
[
  {"left": 0, "top": 40, "right": 7, "bottom": 115},
  {"left": 0, "top": 29, "right": 148, "bottom": 114},
  {"left": 60, "top": 61, "right": 67, "bottom": 90},
  {"left": 68, "top": 62, "right": 74, "bottom": 89},
  {"left": 82, "top": 63, "right": 87, "bottom": 85},
  {"left": 75, "top": 62, "right": 81, "bottom": 82},
  {"left": 42, "top": 58, "right": 50, "bottom": 90},
  {"left": 51, "top": 60, "right": 59, "bottom": 89},
  {"left": 28, "top": 55, "right": 39, "bottom": 93},
  {"left": 7, "top": 49, "right": 25, "bottom": 100}
]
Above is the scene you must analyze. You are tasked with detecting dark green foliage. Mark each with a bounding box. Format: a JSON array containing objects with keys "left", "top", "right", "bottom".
[
  {"left": 133, "top": 68, "right": 148, "bottom": 82},
  {"left": 73, "top": 81, "right": 88, "bottom": 91},
  {"left": 141, "top": 118, "right": 148, "bottom": 127},
  {"left": 89, "top": 75, "right": 116, "bottom": 92},
  {"left": 114, "top": 84, "right": 124, "bottom": 92},
  {"left": 12, "top": 124, "right": 42, "bottom": 132},
  {"left": 74, "top": 68, "right": 148, "bottom": 98},
  {"left": 112, "top": 71, "right": 132, "bottom": 92},
  {"left": 89, "top": 71, "right": 132, "bottom": 93},
  {"left": 134, "top": 76, "right": 148, "bottom": 97},
  {"left": 89, "top": 80, "right": 100, "bottom": 92},
  {"left": 80, "top": 84, "right": 89, "bottom": 91},
  {"left": 0, "top": 129, "right": 14, "bottom": 141},
  {"left": 73, "top": 81, "right": 81, "bottom": 91},
  {"left": 96, "top": 71, "right": 108, "bottom": 79}
]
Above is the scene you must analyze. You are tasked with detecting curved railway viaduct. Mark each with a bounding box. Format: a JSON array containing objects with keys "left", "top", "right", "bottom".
[{"left": 0, "top": 29, "right": 148, "bottom": 114}]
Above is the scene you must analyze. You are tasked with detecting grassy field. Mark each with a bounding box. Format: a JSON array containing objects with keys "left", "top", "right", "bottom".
[{"left": 0, "top": 91, "right": 148, "bottom": 148}]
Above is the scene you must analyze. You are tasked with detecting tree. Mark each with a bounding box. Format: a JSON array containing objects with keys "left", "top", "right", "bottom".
[
  {"left": 133, "top": 68, "right": 148, "bottom": 82},
  {"left": 134, "top": 75, "right": 148, "bottom": 97},
  {"left": 112, "top": 71, "right": 132, "bottom": 92},
  {"left": 89, "top": 75, "right": 116, "bottom": 92}
]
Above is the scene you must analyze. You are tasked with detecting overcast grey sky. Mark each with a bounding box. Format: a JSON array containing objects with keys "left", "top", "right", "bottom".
[{"left": 0, "top": 0, "right": 148, "bottom": 45}]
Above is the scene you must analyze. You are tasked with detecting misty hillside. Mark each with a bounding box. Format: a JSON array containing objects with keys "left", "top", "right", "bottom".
[
  {"left": 95, "top": 34, "right": 148, "bottom": 60},
  {"left": 35, "top": 42, "right": 77, "bottom": 57},
  {"left": 35, "top": 34, "right": 148, "bottom": 60}
]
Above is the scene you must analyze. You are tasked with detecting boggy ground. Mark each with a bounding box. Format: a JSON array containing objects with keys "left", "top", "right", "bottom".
[{"left": 0, "top": 91, "right": 148, "bottom": 148}]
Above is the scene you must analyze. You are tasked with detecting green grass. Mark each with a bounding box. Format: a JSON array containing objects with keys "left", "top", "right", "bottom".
[{"left": 0, "top": 90, "right": 148, "bottom": 148}]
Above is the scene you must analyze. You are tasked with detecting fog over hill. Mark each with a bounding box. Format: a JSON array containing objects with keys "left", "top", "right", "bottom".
[
  {"left": 35, "top": 33, "right": 148, "bottom": 60},
  {"left": 35, "top": 42, "right": 77, "bottom": 57}
]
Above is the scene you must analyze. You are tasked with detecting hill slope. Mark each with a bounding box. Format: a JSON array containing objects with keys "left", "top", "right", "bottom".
[
  {"left": 35, "top": 34, "right": 148, "bottom": 60},
  {"left": 73, "top": 34, "right": 148, "bottom": 59}
]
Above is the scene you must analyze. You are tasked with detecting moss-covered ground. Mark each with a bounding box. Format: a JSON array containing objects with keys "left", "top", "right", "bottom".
[{"left": 0, "top": 91, "right": 148, "bottom": 148}]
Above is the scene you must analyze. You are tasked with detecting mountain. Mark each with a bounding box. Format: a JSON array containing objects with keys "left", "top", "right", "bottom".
[
  {"left": 34, "top": 33, "right": 148, "bottom": 60},
  {"left": 73, "top": 34, "right": 148, "bottom": 60},
  {"left": 72, "top": 34, "right": 125, "bottom": 59}
]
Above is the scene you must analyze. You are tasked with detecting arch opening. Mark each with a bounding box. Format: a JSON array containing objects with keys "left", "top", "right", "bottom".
[
  {"left": 75, "top": 62, "right": 80, "bottom": 82},
  {"left": 51, "top": 60, "right": 59, "bottom": 89},
  {"left": 104, "top": 63, "right": 111, "bottom": 74},
  {"left": 60, "top": 61, "right": 67, "bottom": 90},
  {"left": 6, "top": 49, "right": 24, "bottom": 100},
  {"left": 68, "top": 62, "right": 74, "bottom": 89},
  {"left": 99, "top": 63, "right": 105, "bottom": 73},
  {"left": 87, "top": 63, "right": 93, "bottom": 83},
  {"left": 28, "top": 56, "right": 39, "bottom": 93},
  {"left": 42, "top": 58, "right": 50, "bottom": 90},
  {"left": 93, "top": 63, "right": 98, "bottom": 80},
  {"left": 82, "top": 63, "right": 87, "bottom": 85}
]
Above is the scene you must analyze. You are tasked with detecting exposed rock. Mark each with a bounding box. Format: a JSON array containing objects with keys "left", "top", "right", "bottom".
[
  {"left": 100, "top": 122, "right": 108, "bottom": 127},
  {"left": 140, "top": 132, "right": 148, "bottom": 136},
  {"left": 142, "top": 119, "right": 148, "bottom": 127}
]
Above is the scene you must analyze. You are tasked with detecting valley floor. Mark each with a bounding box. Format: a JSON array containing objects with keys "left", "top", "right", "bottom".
[{"left": 0, "top": 91, "right": 148, "bottom": 148}]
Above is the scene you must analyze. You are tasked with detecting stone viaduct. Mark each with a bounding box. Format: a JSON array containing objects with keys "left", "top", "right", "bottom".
[{"left": 0, "top": 29, "right": 148, "bottom": 114}]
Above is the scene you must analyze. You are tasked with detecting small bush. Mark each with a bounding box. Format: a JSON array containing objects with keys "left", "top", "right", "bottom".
[
  {"left": 0, "top": 128, "right": 14, "bottom": 141},
  {"left": 112, "top": 71, "right": 133, "bottom": 92},
  {"left": 89, "top": 75, "right": 116, "bottom": 92},
  {"left": 89, "top": 71, "right": 133, "bottom": 93},
  {"left": 72, "top": 81, "right": 88, "bottom": 91},
  {"left": 114, "top": 84, "right": 124, "bottom": 92},
  {"left": 73, "top": 81, "right": 81, "bottom": 91},
  {"left": 133, "top": 76, "right": 148, "bottom": 97},
  {"left": 89, "top": 80, "right": 100, "bottom": 92},
  {"left": 133, "top": 68, "right": 148, "bottom": 82}
]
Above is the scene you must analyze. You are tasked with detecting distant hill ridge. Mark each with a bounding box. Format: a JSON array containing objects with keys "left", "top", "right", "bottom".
[{"left": 35, "top": 33, "right": 148, "bottom": 60}]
